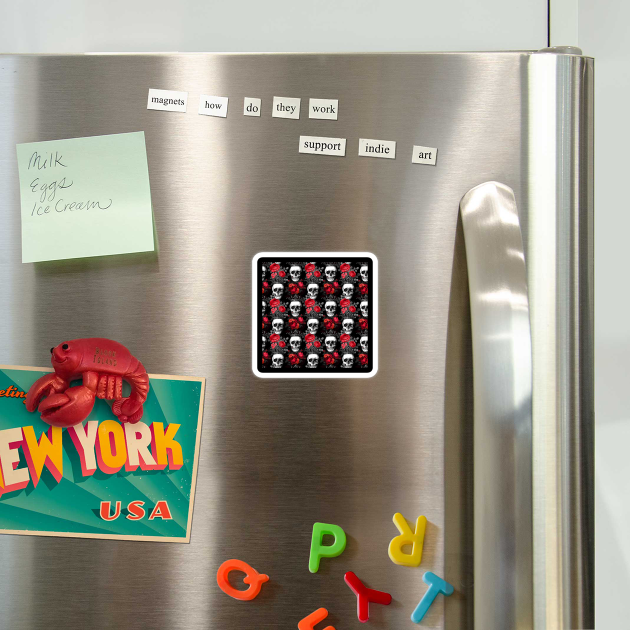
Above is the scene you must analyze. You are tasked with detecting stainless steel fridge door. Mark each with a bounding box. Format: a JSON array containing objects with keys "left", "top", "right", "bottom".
[{"left": 0, "top": 52, "right": 593, "bottom": 629}]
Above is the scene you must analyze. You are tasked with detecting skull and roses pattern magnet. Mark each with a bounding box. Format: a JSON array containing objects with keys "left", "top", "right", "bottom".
[{"left": 253, "top": 252, "right": 378, "bottom": 378}]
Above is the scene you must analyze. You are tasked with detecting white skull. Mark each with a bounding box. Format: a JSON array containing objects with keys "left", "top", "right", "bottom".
[
  {"left": 272, "top": 354, "right": 283, "bottom": 368},
  {"left": 290, "top": 265, "right": 301, "bottom": 282},
  {"left": 262, "top": 265, "right": 266, "bottom": 279},
  {"left": 360, "top": 265, "right": 368, "bottom": 282},
  {"left": 342, "top": 283, "right": 353, "bottom": 299},
  {"left": 360, "top": 301, "right": 368, "bottom": 317},
  {"left": 262, "top": 300, "right": 266, "bottom": 314},
  {"left": 290, "top": 336, "right": 301, "bottom": 352},
  {"left": 290, "top": 301, "right": 301, "bottom": 317},
  {"left": 306, "top": 319, "right": 318, "bottom": 334},
  {"left": 262, "top": 335, "right": 266, "bottom": 349},
  {"left": 272, "top": 283, "right": 283, "bottom": 299},
  {"left": 271, "top": 319, "right": 283, "bottom": 334},
  {"left": 307, "top": 354, "right": 319, "bottom": 368},
  {"left": 325, "top": 336, "right": 336, "bottom": 352},
  {"left": 342, "top": 319, "right": 354, "bottom": 335},
  {"left": 342, "top": 354, "right": 354, "bottom": 368},
  {"left": 360, "top": 336, "right": 368, "bottom": 352},
  {"left": 307, "top": 283, "right": 318, "bottom": 299},
  {"left": 325, "top": 265, "right": 336, "bottom": 282},
  {"left": 325, "top": 301, "right": 336, "bottom": 317}
]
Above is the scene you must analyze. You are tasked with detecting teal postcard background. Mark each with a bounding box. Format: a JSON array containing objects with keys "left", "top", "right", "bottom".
[{"left": 0, "top": 367, "right": 204, "bottom": 542}]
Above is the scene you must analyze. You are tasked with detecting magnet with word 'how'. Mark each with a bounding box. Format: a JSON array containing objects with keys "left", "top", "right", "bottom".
[
  {"left": 388, "top": 512, "right": 427, "bottom": 567},
  {"left": 216, "top": 559, "right": 269, "bottom": 601},
  {"left": 344, "top": 571, "right": 392, "bottom": 622},
  {"left": 298, "top": 607, "right": 335, "bottom": 630},
  {"left": 410, "top": 572, "right": 454, "bottom": 623},
  {"left": 308, "top": 522, "right": 347, "bottom": 573}
]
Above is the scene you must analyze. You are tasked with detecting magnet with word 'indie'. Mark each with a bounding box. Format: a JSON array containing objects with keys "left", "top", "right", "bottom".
[
  {"left": 216, "top": 559, "right": 269, "bottom": 601},
  {"left": 344, "top": 571, "right": 392, "bottom": 622},
  {"left": 411, "top": 572, "right": 454, "bottom": 624},
  {"left": 388, "top": 512, "right": 427, "bottom": 567},
  {"left": 298, "top": 608, "right": 335, "bottom": 630},
  {"left": 25, "top": 338, "right": 149, "bottom": 428},
  {"left": 309, "top": 522, "right": 347, "bottom": 573}
]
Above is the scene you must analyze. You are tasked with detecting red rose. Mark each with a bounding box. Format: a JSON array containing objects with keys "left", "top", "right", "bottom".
[
  {"left": 340, "top": 334, "right": 356, "bottom": 349},
  {"left": 270, "top": 334, "right": 285, "bottom": 349},
  {"left": 359, "top": 318, "right": 368, "bottom": 330},
  {"left": 340, "top": 263, "right": 356, "bottom": 278},
  {"left": 288, "top": 318, "right": 299, "bottom": 330},
  {"left": 340, "top": 299, "right": 356, "bottom": 314},
  {"left": 270, "top": 298, "right": 285, "bottom": 314},
  {"left": 324, "top": 353, "right": 336, "bottom": 365},
  {"left": 305, "top": 299, "right": 321, "bottom": 314},
  {"left": 262, "top": 281, "right": 270, "bottom": 295},
  {"left": 324, "top": 283, "right": 335, "bottom": 295},
  {"left": 262, "top": 316, "right": 270, "bottom": 330},
  {"left": 262, "top": 351, "right": 270, "bottom": 365},
  {"left": 359, "top": 283, "right": 368, "bottom": 295},
  {"left": 323, "top": 318, "right": 335, "bottom": 330},
  {"left": 305, "top": 263, "right": 321, "bottom": 279},
  {"left": 289, "top": 282, "right": 302, "bottom": 295},
  {"left": 289, "top": 353, "right": 301, "bottom": 365},
  {"left": 305, "top": 334, "right": 321, "bottom": 349},
  {"left": 270, "top": 263, "right": 285, "bottom": 279},
  {"left": 359, "top": 353, "right": 369, "bottom": 365}
]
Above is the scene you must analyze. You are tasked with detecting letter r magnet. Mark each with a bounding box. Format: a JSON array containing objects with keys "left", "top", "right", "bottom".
[{"left": 388, "top": 512, "right": 427, "bottom": 566}]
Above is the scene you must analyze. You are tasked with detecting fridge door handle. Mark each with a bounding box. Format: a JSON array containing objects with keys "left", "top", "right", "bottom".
[{"left": 460, "top": 182, "right": 533, "bottom": 629}]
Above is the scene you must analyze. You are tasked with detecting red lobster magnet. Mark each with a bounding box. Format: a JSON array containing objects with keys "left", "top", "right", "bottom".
[{"left": 26, "top": 338, "right": 149, "bottom": 428}]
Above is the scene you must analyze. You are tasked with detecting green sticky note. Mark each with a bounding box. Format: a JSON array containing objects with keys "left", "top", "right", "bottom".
[{"left": 16, "top": 132, "right": 154, "bottom": 263}]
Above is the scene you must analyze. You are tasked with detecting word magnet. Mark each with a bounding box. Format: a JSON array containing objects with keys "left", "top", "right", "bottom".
[
  {"left": 216, "top": 559, "right": 269, "bottom": 601},
  {"left": 388, "top": 512, "right": 427, "bottom": 566},
  {"left": 309, "top": 522, "right": 346, "bottom": 573}
]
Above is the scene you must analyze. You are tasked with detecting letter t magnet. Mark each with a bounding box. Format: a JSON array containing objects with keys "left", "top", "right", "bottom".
[
  {"left": 411, "top": 572, "right": 454, "bottom": 624},
  {"left": 388, "top": 512, "right": 427, "bottom": 566}
]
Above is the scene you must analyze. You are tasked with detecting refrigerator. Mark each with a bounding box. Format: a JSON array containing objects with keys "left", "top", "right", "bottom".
[{"left": 0, "top": 50, "right": 593, "bottom": 629}]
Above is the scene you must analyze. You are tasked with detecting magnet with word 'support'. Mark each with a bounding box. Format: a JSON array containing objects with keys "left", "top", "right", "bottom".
[
  {"left": 298, "top": 607, "right": 335, "bottom": 630},
  {"left": 388, "top": 512, "right": 427, "bottom": 567},
  {"left": 344, "top": 571, "right": 392, "bottom": 622},
  {"left": 308, "top": 522, "right": 347, "bottom": 573},
  {"left": 216, "top": 559, "right": 269, "bottom": 601}
]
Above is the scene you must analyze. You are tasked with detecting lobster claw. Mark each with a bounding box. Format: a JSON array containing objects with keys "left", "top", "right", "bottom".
[
  {"left": 37, "top": 386, "right": 96, "bottom": 428},
  {"left": 25, "top": 373, "right": 66, "bottom": 413}
]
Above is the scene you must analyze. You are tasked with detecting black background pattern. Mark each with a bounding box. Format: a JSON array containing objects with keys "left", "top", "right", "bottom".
[{"left": 258, "top": 256, "right": 373, "bottom": 373}]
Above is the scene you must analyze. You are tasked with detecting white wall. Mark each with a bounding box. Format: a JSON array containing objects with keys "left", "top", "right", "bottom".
[
  {"left": 577, "top": 1, "right": 629, "bottom": 627},
  {"left": 0, "top": 0, "right": 547, "bottom": 53}
]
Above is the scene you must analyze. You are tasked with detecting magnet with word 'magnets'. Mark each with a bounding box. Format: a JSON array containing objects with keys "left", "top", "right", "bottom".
[
  {"left": 216, "top": 559, "right": 269, "bottom": 601},
  {"left": 388, "top": 512, "right": 427, "bottom": 567}
]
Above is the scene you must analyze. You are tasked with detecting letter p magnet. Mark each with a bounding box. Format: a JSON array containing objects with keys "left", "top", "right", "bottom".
[{"left": 309, "top": 522, "right": 347, "bottom": 573}]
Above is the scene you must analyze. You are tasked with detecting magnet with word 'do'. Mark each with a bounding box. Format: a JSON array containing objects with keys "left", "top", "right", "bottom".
[{"left": 216, "top": 559, "right": 269, "bottom": 601}]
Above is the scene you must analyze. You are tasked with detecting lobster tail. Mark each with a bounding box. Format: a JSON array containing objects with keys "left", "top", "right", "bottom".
[{"left": 112, "top": 358, "right": 150, "bottom": 424}]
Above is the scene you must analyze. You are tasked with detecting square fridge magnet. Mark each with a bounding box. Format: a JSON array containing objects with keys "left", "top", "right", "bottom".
[{"left": 253, "top": 252, "right": 378, "bottom": 378}]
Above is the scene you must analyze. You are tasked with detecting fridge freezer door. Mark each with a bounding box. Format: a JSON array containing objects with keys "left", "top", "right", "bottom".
[{"left": 460, "top": 182, "right": 533, "bottom": 629}]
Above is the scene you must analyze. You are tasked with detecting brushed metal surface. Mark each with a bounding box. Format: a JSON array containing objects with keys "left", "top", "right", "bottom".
[
  {"left": 527, "top": 52, "right": 595, "bottom": 629},
  {"left": 460, "top": 182, "right": 533, "bottom": 630},
  {"left": 0, "top": 52, "right": 593, "bottom": 629}
]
